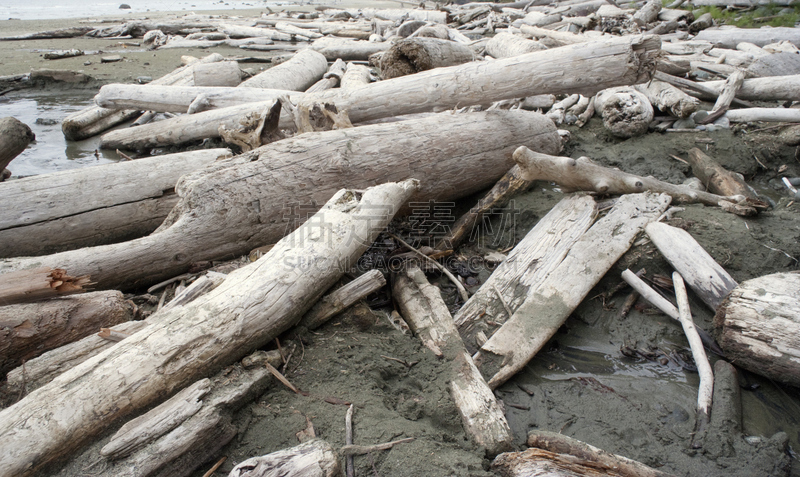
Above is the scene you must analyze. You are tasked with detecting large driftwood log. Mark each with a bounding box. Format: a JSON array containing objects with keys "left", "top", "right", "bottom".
[
  {"left": 0, "top": 149, "right": 230, "bottom": 258},
  {"left": 0, "top": 180, "right": 416, "bottom": 477},
  {"left": 239, "top": 49, "right": 328, "bottom": 90},
  {"left": 394, "top": 265, "right": 514, "bottom": 457},
  {"left": 594, "top": 86, "right": 654, "bottom": 138},
  {"left": 310, "top": 37, "right": 390, "bottom": 61},
  {"left": 62, "top": 53, "right": 224, "bottom": 140},
  {"left": 474, "top": 192, "right": 671, "bottom": 388},
  {"left": 686, "top": 148, "right": 758, "bottom": 201},
  {"left": 380, "top": 38, "right": 475, "bottom": 79},
  {"left": 192, "top": 61, "right": 242, "bottom": 87},
  {"left": 634, "top": 80, "right": 698, "bottom": 118},
  {"left": 645, "top": 221, "right": 738, "bottom": 312},
  {"left": 714, "top": 272, "right": 800, "bottom": 387},
  {"left": 0, "top": 290, "right": 133, "bottom": 375},
  {"left": 485, "top": 32, "right": 547, "bottom": 59},
  {"left": 98, "top": 35, "right": 660, "bottom": 150},
  {"left": 0, "top": 117, "right": 35, "bottom": 175},
  {"left": 229, "top": 439, "right": 341, "bottom": 477},
  {"left": 7, "top": 111, "right": 561, "bottom": 292},
  {"left": 695, "top": 26, "right": 800, "bottom": 49},
  {"left": 0, "top": 267, "right": 90, "bottom": 305},
  {"left": 454, "top": 194, "right": 597, "bottom": 354}
]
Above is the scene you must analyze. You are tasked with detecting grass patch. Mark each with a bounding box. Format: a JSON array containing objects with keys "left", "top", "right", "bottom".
[{"left": 686, "top": 4, "right": 800, "bottom": 28}]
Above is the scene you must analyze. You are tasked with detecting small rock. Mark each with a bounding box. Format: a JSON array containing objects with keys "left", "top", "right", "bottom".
[
  {"left": 35, "top": 118, "right": 59, "bottom": 126},
  {"left": 674, "top": 117, "right": 696, "bottom": 129},
  {"left": 83, "top": 61, "right": 91, "bottom": 66},
  {"left": 136, "top": 76, "right": 152, "bottom": 84},
  {"left": 119, "top": 3, "right": 131, "bottom": 9},
  {"left": 101, "top": 55, "right": 122, "bottom": 63}
]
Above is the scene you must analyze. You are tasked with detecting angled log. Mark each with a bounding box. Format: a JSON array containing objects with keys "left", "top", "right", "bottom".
[
  {"left": 305, "top": 58, "right": 347, "bottom": 93},
  {"left": 485, "top": 32, "right": 547, "bottom": 59},
  {"left": 714, "top": 272, "right": 800, "bottom": 387},
  {"left": 0, "top": 290, "right": 134, "bottom": 375},
  {"left": 99, "top": 35, "right": 661, "bottom": 150},
  {"left": 0, "top": 117, "right": 35, "bottom": 174},
  {"left": 634, "top": 80, "right": 699, "bottom": 118},
  {"left": 0, "top": 267, "right": 90, "bottom": 305},
  {"left": 0, "top": 180, "right": 417, "bottom": 477},
  {"left": 297, "top": 269, "right": 386, "bottom": 331},
  {"left": 394, "top": 265, "right": 514, "bottom": 456},
  {"left": 310, "top": 37, "right": 390, "bottom": 61},
  {"left": 474, "top": 192, "right": 671, "bottom": 389},
  {"left": 229, "top": 439, "right": 341, "bottom": 477},
  {"left": 696, "top": 69, "right": 744, "bottom": 125},
  {"left": 645, "top": 221, "right": 738, "bottom": 312},
  {"left": 381, "top": 38, "right": 476, "bottom": 79},
  {"left": 454, "top": 194, "right": 597, "bottom": 354},
  {"left": 686, "top": 148, "right": 758, "bottom": 201},
  {"left": 0, "top": 149, "right": 230, "bottom": 258},
  {"left": 239, "top": 49, "right": 328, "bottom": 90}
]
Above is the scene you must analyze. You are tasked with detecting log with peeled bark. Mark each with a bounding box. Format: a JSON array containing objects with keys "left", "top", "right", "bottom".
[
  {"left": 645, "top": 221, "right": 738, "bottom": 312},
  {"left": 229, "top": 439, "right": 341, "bottom": 477},
  {"left": 686, "top": 148, "right": 759, "bottom": 201},
  {"left": 310, "top": 36, "right": 391, "bottom": 61},
  {"left": 484, "top": 32, "right": 547, "bottom": 59},
  {"left": 62, "top": 53, "right": 225, "bottom": 140},
  {"left": 714, "top": 272, "right": 800, "bottom": 387},
  {"left": 380, "top": 38, "right": 475, "bottom": 79},
  {"left": 0, "top": 117, "right": 35, "bottom": 175},
  {"left": 454, "top": 194, "right": 597, "bottom": 354},
  {"left": 239, "top": 49, "right": 328, "bottom": 90},
  {"left": 0, "top": 149, "right": 230, "bottom": 258},
  {"left": 393, "top": 265, "right": 514, "bottom": 457},
  {"left": 634, "top": 80, "right": 698, "bottom": 118},
  {"left": 0, "top": 290, "right": 134, "bottom": 375},
  {"left": 593, "top": 86, "right": 653, "bottom": 138},
  {"left": 7, "top": 111, "right": 561, "bottom": 292},
  {"left": 0, "top": 180, "right": 417, "bottom": 477},
  {"left": 98, "top": 35, "right": 661, "bottom": 150},
  {"left": 0, "top": 267, "right": 91, "bottom": 305},
  {"left": 695, "top": 26, "right": 800, "bottom": 49}
]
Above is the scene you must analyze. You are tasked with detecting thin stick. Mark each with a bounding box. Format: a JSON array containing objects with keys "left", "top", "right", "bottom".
[
  {"left": 115, "top": 149, "right": 135, "bottom": 161},
  {"left": 202, "top": 456, "right": 227, "bottom": 477},
  {"left": 346, "top": 404, "right": 355, "bottom": 477},
  {"left": 389, "top": 233, "right": 469, "bottom": 302},
  {"left": 264, "top": 361, "right": 302, "bottom": 395},
  {"left": 492, "top": 285, "right": 513, "bottom": 319},
  {"left": 341, "top": 437, "right": 415, "bottom": 456},
  {"left": 156, "top": 286, "right": 169, "bottom": 311},
  {"left": 147, "top": 273, "right": 193, "bottom": 294},
  {"left": 673, "top": 272, "right": 714, "bottom": 449}
]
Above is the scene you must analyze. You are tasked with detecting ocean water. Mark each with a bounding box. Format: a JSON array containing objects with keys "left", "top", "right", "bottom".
[{"left": 0, "top": 0, "right": 273, "bottom": 20}]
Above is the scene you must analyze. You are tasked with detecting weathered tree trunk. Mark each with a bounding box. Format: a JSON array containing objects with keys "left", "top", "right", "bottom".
[
  {"left": 62, "top": 53, "right": 225, "bottom": 140},
  {"left": 474, "top": 192, "right": 671, "bottom": 388},
  {"left": 0, "top": 117, "right": 35, "bottom": 175},
  {"left": 697, "top": 69, "right": 744, "bottom": 125},
  {"left": 0, "top": 290, "right": 133, "bottom": 375},
  {"left": 218, "top": 24, "right": 294, "bottom": 41},
  {"left": 0, "top": 26, "right": 94, "bottom": 41},
  {"left": 394, "top": 265, "right": 514, "bottom": 456},
  {"left": 485, "top": 32, "right": 547, "bottom": 59},
  {"left": 695, "top": 26, "right": 800, "bottom": 49},
  {"left": 0, "top": 149, "right": 229, "bottom": 258},
  {"left": 192, "top": 61, "right": 242, "bottom": 87},
  {"left": 454, "top": 194, "right": 597, "bottom": 354},
  {"left": 9, "top": 111, "right": 561, "bottom": 292},
  {"left": 686, "top": 148, "right": 758, "bottom": 201},
  {"left": 380, "top": 38, "right": 475, "bottom": 79},
  {"left": 594, "top": 86, "right": 654, "bottom": 138},
  {"left": 714, "top": 272, "right": 800, "bottom": 387},
  {"left": 633, "top": 0, "right": 662, "bottom": 26},
  {"left": 99, "top": 35, "right": 660, "bottom": 150},
  {"left": 297, "top": 269, "right": 386, "bottom": 331},
  {"left": 305, "top": 58, "right": 347, "bottom": 93},
  {"left": 310, "top": 36, "right": 391, "bottom": 61},
  {"left": 0, "top": 267, "right": 90, "bottom": 305},
  {"left": 492, "top": 447, "right": 657, "bottom": 476},
  {"left": 519, "top": 24, "right": 614, "bottom": 45},
  {"left": 339, "top": 62, "right": 371, "bottom": 90},
  {"left": 334, "top": 7, "right": 447, "bottom": 23},
  {"left": 724, "top": 107, "right": 800, "bottom": 123},
  {"left": 0, "top": 180, "right": 416, "bottom": 477},
  {"left": 634, "top": 80, "right": 699, "bottom": 118},
  {"left": 229, "top": 440, "right": 341, "bottom": 477},
  {"left": 239, "top": 49, "right": 328, "bottom": 90},
  {"left": 645, "top": 221, "right": 738, "bottom": 312}
]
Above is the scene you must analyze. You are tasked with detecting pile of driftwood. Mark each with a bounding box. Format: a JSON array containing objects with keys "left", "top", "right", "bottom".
[{"left": 2, "top": 0, "right": 800, "bottom": 476}]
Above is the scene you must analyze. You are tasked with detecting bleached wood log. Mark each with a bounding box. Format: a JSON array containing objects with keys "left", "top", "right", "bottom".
[
  {"left": 686, "top": 148, "right": 758, "bottom": 201},
  {"left": 724, "top": 107, "right": 800, "bottom": 123},
  {"left": 714, "top": 272, "right": 800, "bottom": 387},
  {"left": 240, "top": 49, "right": 328, "bottom": 90},
  {"left": 519, "top": 24, "right": 613, "bottom": 45},
  {"left": 162, "top": 272, "right": 226, "bottom": 311},
  {"left": 0, "top": 290, "right": 133, "bottom": 375},
  {"left": 9, "top": 111, "right": 560, "bottom": 292},
  {"left": 335, "top": 8, "right": 447, "bottom": 23},
  {"left": 704, "top": 360, "right": 741, "bottom": 459},
  {"left": 99, "top": 35, "right": 661, "bottom": 150},
  {"left": 634, "top": 80, "right": 698, "bottom": 118},
  {"left": 229, "top": 439, "right": 341, "bottom": 477},
  {"left": 297, "top": 269, "right": 386, "bottom": 331},
  {"left": 0, "top": 180, "right": 416, "bottom": 477},
  {"left": 193, "top": 61, "right": 242, "bottom": 87},
  {"left": 218, "top": 24, "right": 295, "bottom": 41},
  {"left": 594, "top": 86, "right": 653, "bottom": 138},
  {"left": 645, "top": 221, "right": 738, "bottom": 312},
  {"left": 660, "top": 40, "right": 714, "bottom": 56},
  {"left": 0, "top": 149, "right": 229, "bottom": 258},
  {"left": 380, "top": 38, "right": 475, "bottom": 79},
  {"left": 0, "top": 267, "right": 90, "bottom": 305},
  {"left": 474, "top": 192, "right": 670, "bottom": 388},
  {"left": 523, "top": 431, "right": 675, "bottom": 477},
  {"left": 633, "top": 0, "right": 661, "bottom": 26},
  {"left": 339, "top": 62, "right": 371, "bottom": 90},
  {"left": 485, "top": 32, "right": 547, "bottom": 58},
  {"left": 305, "top": 58, "right": 347, "bottom": 93},
  {"left": 454, "top": 194, "right": 597, "bottom": 353},
  {"left": 63, "top": 53, "right": 224, "bottom": 140},
  {"left": 673, "top": 272, "right": 714, "bottom": 449},
  {"left": 0, "top": 117, "right": 35, "bottom": 174},
  {"left": 695, "top": 26, "right": 800, "bottom": 49},
  {"left": 0, "top": 26, "right": 94, "bottom": 41},
  {"left": 276, "top": 21, "right": 323, "bottom": 39},
  {"left": 698, "top": 69, "right": 744, "bottom": 124},
  {"left": 310, "top": 36, "right": 391, "bottom": 61},
  {"left": 394, "top": 265, "right": 514, "bottom": 457}
]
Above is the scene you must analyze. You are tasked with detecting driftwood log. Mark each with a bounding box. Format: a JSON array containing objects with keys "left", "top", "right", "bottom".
[
  {"left": 695, "top": 26, "right": 800, "bottom": 49},
  {"left": 0, "top": 290, "right": 134, "bottom": 375},
  {"left": 297, "top": 269, "right": 386, "bottom": 331},
  {"left": 0, "top": 117, "right": 35, "bottom": 176},
  {"left": 394, "top": 265, "right": 514, "bottom": 456},
  {"left": 339, "top": 62, "right": 371, "bottom": 90},
  {"left": 310, "top": 37, "right": 390, "bottom": 61},
  {"left": 380, "top": 38, "right": 475, "bottom": 79},
  {"left": 634, "top": 80, "right": 698, "bottom": 118},
  {"left": 228, "top": 439, "right": 341, "bottom": 477},
  {"left": 686, "top": 148, "right": 758, "bottom": 201},
  {"left": 0, "top": 267, "right": 90, "bottom": 305},
  {"left": 6, "top": 111, "right": 560, "bottom": 292},
  {"left": 485, "top": 32, "right": 547, "bottom": 59},
  {"left": 239, "top": 49, "right": 327, "bottom": 90},
  {"left": 98, "top": 35, "right": 660, "bottom": 150},
  {"left": 0, "top": 180, "right": 417, "bottom": 477},
  {"left": 594, "top": 86, "right": 654, "bottom": 138},
  {"left": 0, "top": 148, "right": 229, "bottom": 258},
  {"left": 714, "top": 272, "right": 800, "bottom": 387}
]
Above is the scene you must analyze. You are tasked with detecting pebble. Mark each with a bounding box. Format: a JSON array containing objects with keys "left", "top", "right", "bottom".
[
  {"left": 136, "top": 76, "right": 152, "bottom": 84},
  {"left": 119, "top": 3, "right": 131, "bottom": 9}
]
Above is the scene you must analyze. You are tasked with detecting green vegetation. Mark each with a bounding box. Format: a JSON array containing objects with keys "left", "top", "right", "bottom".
[{"left": 684, "top": 4, "right": 800, "bottom": 28}]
